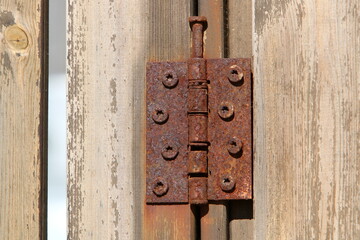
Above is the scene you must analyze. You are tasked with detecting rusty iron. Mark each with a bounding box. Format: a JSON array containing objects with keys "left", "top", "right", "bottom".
[
  {"left": 146, "top": 16, "right": 252, "bottom": 204},
  {"left": 217, "top": 101, "right": 235, "bottom": 120},
  {"left": 161, "top": 69, "right": 179, "bottom": 88},
  {"left": 189, "top": 177, "right": 208, "bottom": 204},
  {"left": 146, "top": 62, "right": 189, "bottom": 203},
  {"left": 227, "top": 136, "right": 243, "bottom": 156},
  {"left": 207, "top": 58, "right": 252, "bottom": 200},
  {"left": 152, "top": 108, "right": 169, "bottom": 124},
  {"left": 187, "top": 17, "right": 209, "bottom": 205},
  {"left": 188, "top": 150, "right": 207, "bottom": 174},
  {"left": 152, "top": 177, "right": 169, "bottom": 196},
  {"left": 227, "top": 65, "right": 245, "bottom": 84},
  {"left": 220, "top": 174, "right": 236, "bottom": 192}
]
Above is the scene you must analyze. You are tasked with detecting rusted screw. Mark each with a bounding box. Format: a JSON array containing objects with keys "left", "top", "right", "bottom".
[
  {"left": 227, "top": 137, "right": 243, "bottom": 156},
  {"left": 152, "top": 177, "right": 169, "bottom": 197},
  {"left": 152, "top": 108, "right": 169, "bottom": 124},
  {"left": 189, "top": 16, "right": 207, "bottom": 58},
  {"left": 220, "top": 175, "right": 235, "bottom": 192},
  {"left": 161, "top": 144, "right": 179, "bottom": 160},
  {"left": 162, "top": 70, "right": 178, "bottom": 88},
  {"left": 227, "top": 65, "right": 244, "bottom": 84},
  {"left": 218, "top": 101, "right": 234, "bottom": 120}
]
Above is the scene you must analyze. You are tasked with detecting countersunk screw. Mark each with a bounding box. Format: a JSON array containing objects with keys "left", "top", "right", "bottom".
[
  {"left": 220, "top": 175, "right": 235, "bottom": 192},
  {"left": 152, "top": 177, "right": 169, "bottom": 197},
  {"left": 227, "top": 137, "right": 243, "bottom": 156},
  {"left": 161, "top": 144, "right": 179, "bottom": 160},
  {"left": 218, "top": 101, "right": 234, "bottom": 120},
  {"left": 162, "top": 70, "right": 178, "bottom": 88},
  {"left": 152, "top": 108, "right": 169, "bottom": 124},
  {"left": 227, "top": 65, "right": 244, "bottom": 85}
]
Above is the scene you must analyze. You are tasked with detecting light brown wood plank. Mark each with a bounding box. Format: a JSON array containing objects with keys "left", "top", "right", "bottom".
[
  {"left": 142, "top": 1, "right": 196, "bottom": 239},
  {"left": 253, "top": 0, "right": 360, "bottom": 239},
  {"left": 198, "top": 2, "right": 227, "bottom": 239},
  {"left": 227, "top": 0, "right": 253, "bottom": 239},
  {"left": 0, "top": 0, "right": 48, "bottom": 239}
]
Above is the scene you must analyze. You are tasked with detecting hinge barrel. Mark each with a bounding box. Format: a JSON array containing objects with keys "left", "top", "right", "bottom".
[{"left": 188, "top": 17, "right": 209, "bottom": 205}]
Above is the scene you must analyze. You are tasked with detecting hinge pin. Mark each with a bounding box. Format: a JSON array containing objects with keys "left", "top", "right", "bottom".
[{"left": 188, "top": 16, "right": 209, "bottom": 205}]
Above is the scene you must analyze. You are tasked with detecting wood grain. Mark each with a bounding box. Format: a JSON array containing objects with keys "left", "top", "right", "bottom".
[
  {"left": 0, "top": 0, "right": 48, "bottom": 239},
  {"left": 67, "top": 0, "right": 143, "bottom": 238},
  {"left": 227, "top": 0, "right": 253, "bottom": 239},
  {"left": 253, "top": 0, "right": 360, "bottom": 239},
  {"left": 67, "top": 0, "right": 195, "bottom": 239}
]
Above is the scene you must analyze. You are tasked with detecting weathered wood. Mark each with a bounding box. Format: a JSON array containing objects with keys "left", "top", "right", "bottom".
[
  {"left": 253, "top": 0, "right": 360, "bottom": 239},
  {"left": 67, "top": 0, "right": 195, "bottom": 239},
  {"left": 142, "top": 1, "right": 196, "bottom": 239},
  {"left": 67, "top": 0, "right": 142, "bottom": 238},
  {"left": 0, "top": 0, "right": 48, "bottom": 239},
  {"left": 227, "top": 0, "right": 253, "bottom": 239}
]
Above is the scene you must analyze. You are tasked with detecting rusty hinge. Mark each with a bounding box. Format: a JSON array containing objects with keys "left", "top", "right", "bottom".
[{"left": 146, "top": 16, "right": 252, "bottom": 205}]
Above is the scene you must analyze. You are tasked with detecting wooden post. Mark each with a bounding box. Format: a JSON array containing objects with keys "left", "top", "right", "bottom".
[
  {"left": 253, "top": 0, "right": 360, "bottom": 239},
  {"left": 0, "top": 0, "right": 48, "bottom": 239}
]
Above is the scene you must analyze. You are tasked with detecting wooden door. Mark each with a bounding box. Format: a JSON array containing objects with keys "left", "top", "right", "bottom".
[{"left": 66, "top": 0, "right": 360, "bottom": 239}]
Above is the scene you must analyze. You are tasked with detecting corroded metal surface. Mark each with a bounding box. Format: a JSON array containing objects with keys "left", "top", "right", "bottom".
[
  {"left": 207, "top": 58, "right": 252, "bottom": 200},
  {"left": 146, "top": 16, "right": 252, "bottom": 204},
  {"left": 146, "top": 62, "right": 188, "bottom": 203},
  {"left": 189, "top": 177, "right": 208, "bottom": 204}
]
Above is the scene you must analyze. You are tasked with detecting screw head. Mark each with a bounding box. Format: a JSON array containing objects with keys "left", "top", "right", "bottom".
[
  {"left": 161, "top": 144, "right": 179, "bottom": 160},
  {"left": 227, "top": 137, "right": 243, "bottom": 156},
  {"left": 152, "top": 177, "right": 169, "bottom": 197},
  {"left": 161, "top": 70, "right": 178, "bottom": 88},
  {"left": 227, "top": 65, "right": 244, "bottom": 85},
  {"left": 220, "top": 175, "right": 235, "bottom": 192},
  {"left": 218, "top": 101, "right": 234, "bottom": 120},
  {"left": 152, "top": 108, "right": 169, "bottom": 124}
]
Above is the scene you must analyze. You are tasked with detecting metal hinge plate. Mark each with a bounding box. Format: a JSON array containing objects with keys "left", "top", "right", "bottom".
[{"left": 146, "top": 16, "right": 252, "bottom": 204}]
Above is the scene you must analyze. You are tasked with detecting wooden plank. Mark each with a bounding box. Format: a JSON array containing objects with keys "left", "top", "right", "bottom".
[
  {"left": 227, "top": 0, "right": 253, "bottom": 239},
  {"left": 198, "top": 0, "right": 224, "bottom": 58},
  {"left": 0, "top": 0, "right": 48, "bottom": 239},
  {"left": 67, "top": 0, "right": 142, "bottom": 238},
  {"left": 253, "top": 0, "right": 360, "bottom": 239},
  {"left": 142, "top": 1, "right": 195, "bottom": 239},
  {"left": 67, "top": 0, "right": 195, "bottom": 239},
  {"left": 198, "top": 2, "right": 227, "bottom": 239}
]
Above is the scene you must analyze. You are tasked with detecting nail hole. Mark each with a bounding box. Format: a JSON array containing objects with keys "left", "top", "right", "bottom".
[
  {"left": 156, "top": 110, "right": 164, "bottom": 115},
  {"left": 230, "top": 141, "right": 236, "bottom": 146},
  {"left": 166, "top": 146, "right": 173, "bottom": 151},
  {"left": 231, "top": 69, "right": 238, "bottom": 75},
  {"left": 223, "top": 178, "right": 230, "bottom": 183},
  {"left": 156, "top": 182, "right": 164, "bottom": 187}
]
